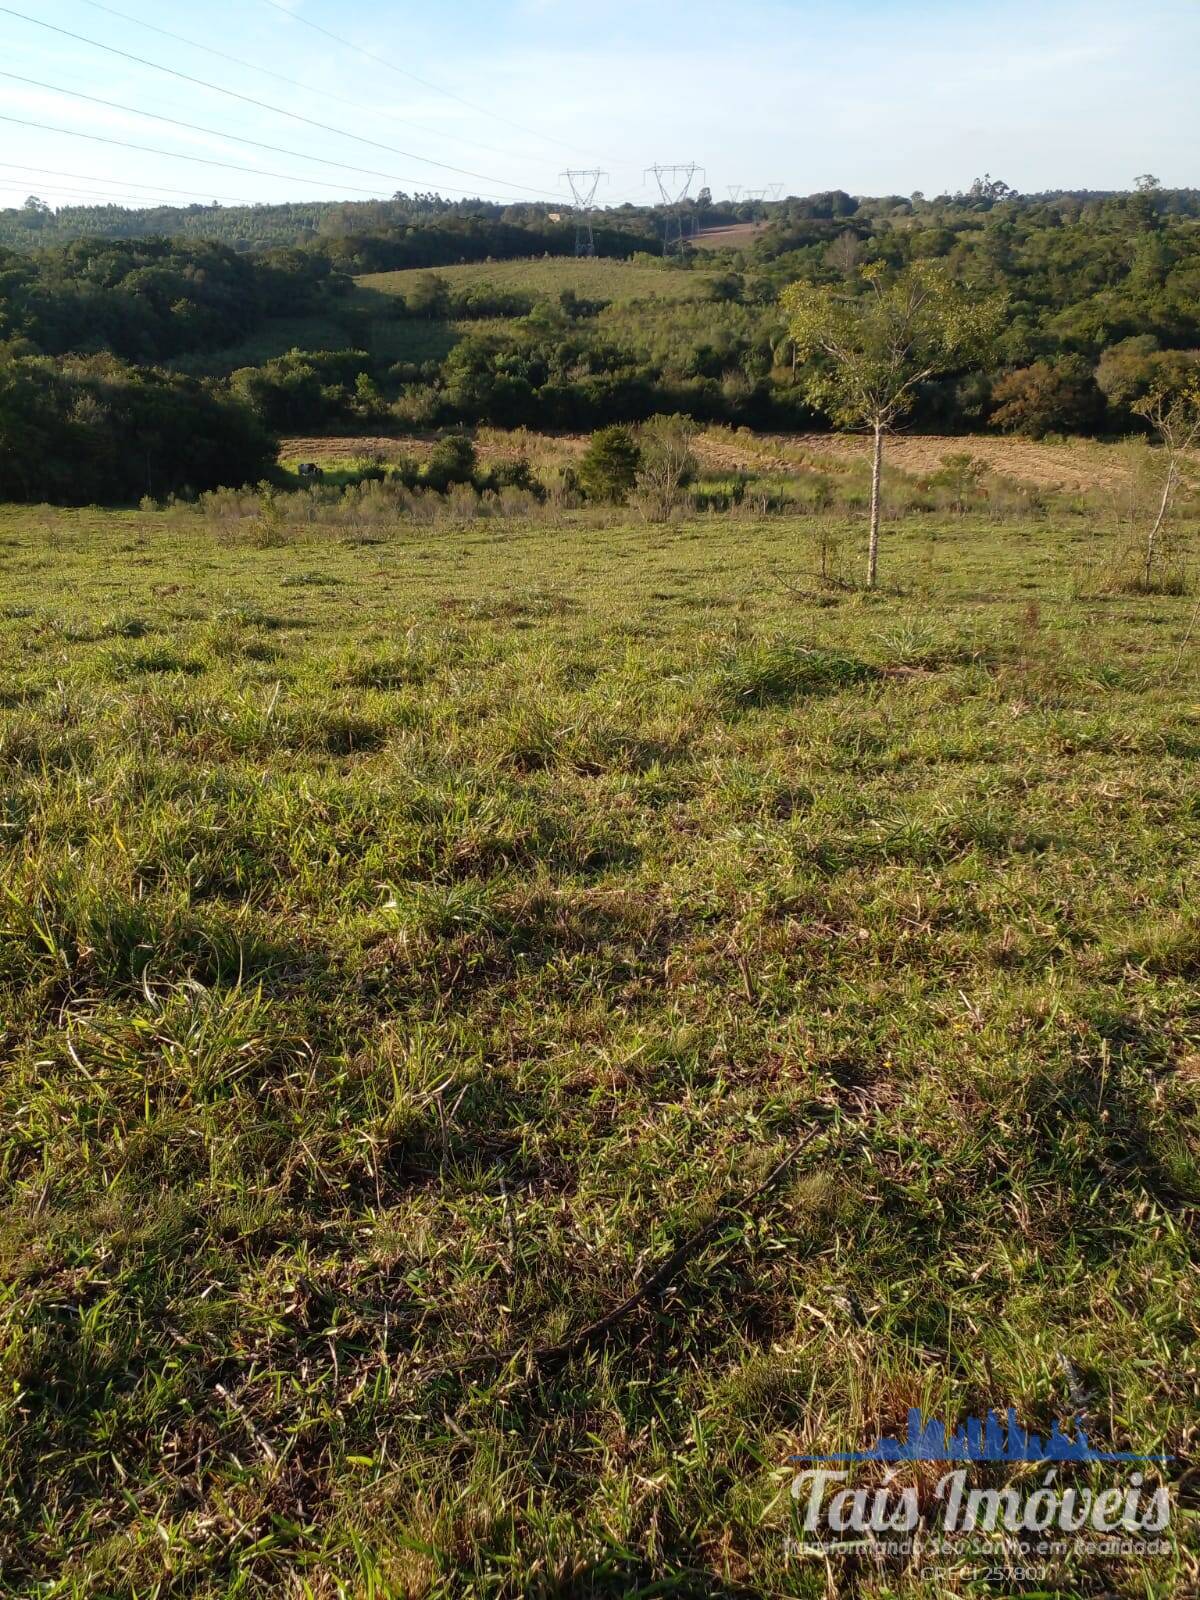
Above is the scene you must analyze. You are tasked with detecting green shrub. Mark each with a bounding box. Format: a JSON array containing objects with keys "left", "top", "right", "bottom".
[
  {"left": 422, "top": 435, "right": 478, "bottom": 492},
  {"left": 578, "top": 425, "right": 641, "bottom": 504},
  {"left": 0, "top": 353, "right": 276, "bottom": 505}
]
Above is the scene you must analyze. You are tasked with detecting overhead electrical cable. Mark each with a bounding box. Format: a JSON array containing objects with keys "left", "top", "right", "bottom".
[
  {"left": 257, "top": 0, "right": 592, "bottom": 158},
  {"left": 0, "top": 6, "right": 566, "bottom": 199},
  {"left": 72, "top": 0, "right": 544, "bottom": 163},
  {"left": 0, "top": 179, "right": 221, "bottom": 205},
  {"left": 0, "top": 113, "right": 401, "bottom": 196},
  {"left": 0, "top": 160, "right": 265, "bottom": 205},
  {"left": 0, "top": 174, "right": 254, "bottom": 206},
  {"left": 0, "top": 74, "right": 559, "bottom": 202}
]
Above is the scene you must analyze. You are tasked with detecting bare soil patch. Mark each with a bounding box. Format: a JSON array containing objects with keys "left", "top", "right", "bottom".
[
  {"left": 691, "top": 222, "right": 771, "bottom": 249},
  {"left": 776, "top": 432, "right": 1141, "bottom": 491},
  {"left": 282, "top": 429, "right": 1173, "bottom": 492}
]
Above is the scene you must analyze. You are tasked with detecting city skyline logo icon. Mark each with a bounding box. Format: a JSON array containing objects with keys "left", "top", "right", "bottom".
[{"left": 790, "top": 1408, "right": 1171, "bottom": 1466}]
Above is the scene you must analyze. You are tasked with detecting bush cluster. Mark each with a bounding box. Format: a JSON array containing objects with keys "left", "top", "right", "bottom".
[{"left": 0, "top": 354, "right": 274, "bottom": 504}]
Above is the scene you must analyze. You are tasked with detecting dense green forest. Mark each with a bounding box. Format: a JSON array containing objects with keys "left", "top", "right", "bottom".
[
  {"left": 0, "top": 195, "right": 659, "bottom": 255},
  {"left": 2, "top": 183, "right": 1199, "bottom": 503}
]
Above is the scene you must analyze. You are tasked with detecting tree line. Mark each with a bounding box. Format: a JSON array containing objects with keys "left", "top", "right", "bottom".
[
  {"left": 4, "top": 178, "right": 1200, "bottom": 253},
  {"left": 3, "top": 184, "right": 1200, "bottom": 503}
]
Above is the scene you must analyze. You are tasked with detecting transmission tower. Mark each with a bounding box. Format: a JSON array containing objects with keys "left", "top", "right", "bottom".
[
  {"left": 766, "top": 183, "right": 784, "bottom": 201},
  {"left": 561, "top": 168, "right": 607, "bottom": 256},
  {"left": 728, "top": 184, "right": 744, "bottom": 203},
  {"left": 646, "top": 162, "right": 703, "bottom": 257}
]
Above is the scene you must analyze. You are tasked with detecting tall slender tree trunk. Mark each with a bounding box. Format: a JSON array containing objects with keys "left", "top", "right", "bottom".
[
  {"left": 1146, "top": 457, "right": 1177, "bottom": 590},
  {"left": 867, "top": 419, "right": 883, "bottom": 589}
]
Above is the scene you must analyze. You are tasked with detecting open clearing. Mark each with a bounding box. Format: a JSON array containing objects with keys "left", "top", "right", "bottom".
[
  {"left": 0, "top": 506, "right": 1197, "bottom": 1595},
  {"left": 779, "top": 430, "right": 1160, "bottom": 492},
  {"left": 281, "top": 425, "right": 1175, "bottom": 493},
  {"left": 357, "top": 256, "right": 718, "bottom": 303},
  {"left": 692, "top": 222, "right": 773, "bottom": 249},
  {"left": 173, "top": 260, "right": 723, "bottom": 380},
  {"left": 170, "top": 292, "right": 465, "bottom": 380}
]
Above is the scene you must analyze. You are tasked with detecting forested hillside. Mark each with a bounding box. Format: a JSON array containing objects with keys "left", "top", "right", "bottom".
[
  {"left": 232, "top": 187, "right": 1200, "bottom": 440},
  {"left": 0, "top": 195, "right": 657, "bottom": 256},
  {"left": 2, "top": 184, "right": 1199, "bottom": 503},
  {"left": 3, "top": 179, "right": 1198, "bottom": 253}
]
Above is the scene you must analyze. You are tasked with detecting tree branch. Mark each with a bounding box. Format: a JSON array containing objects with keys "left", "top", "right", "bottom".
[{"left": 532, "top": 1121, "right": 831, "bottom": 1367}]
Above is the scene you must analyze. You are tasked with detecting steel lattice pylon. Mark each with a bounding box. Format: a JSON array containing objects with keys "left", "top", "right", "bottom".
[
  {"left": 560, "top": 169, "right": 607, "bottom": 256},
  {"left": 646, "top": 162, "right": 703, "bottom": 256},
  {"left": 730, "top": 183, "right": 784, "bottom": 206}
]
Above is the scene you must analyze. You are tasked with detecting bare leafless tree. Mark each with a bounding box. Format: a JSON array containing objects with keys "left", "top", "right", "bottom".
[
  {"left": 636, "top": 415, "right": 699, "bottom": 520},
  {"left": 826, "top": 230, "right": 862, "bottom": 279},
  {"left": 1132, "top": 383, "right": 1200, "bottom": 590}
]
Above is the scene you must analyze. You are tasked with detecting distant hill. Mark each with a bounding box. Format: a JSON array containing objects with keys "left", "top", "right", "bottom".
[
  {"left": 8, "top": 186, "right": 1200, "bottom": 466},
  {"left": 6, "top": 185, "right": 1199, "bottom": 253},
  {"left": 170, "top": 256, "right": 731, "bottom": 380},
  {"left": 0, "top": 195, "right": 652, "bottom": 254}
]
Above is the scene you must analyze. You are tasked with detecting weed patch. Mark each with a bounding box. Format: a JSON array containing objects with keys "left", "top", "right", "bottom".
[{"left": 714, "top": 640, "right": 878, "bottom": 706}]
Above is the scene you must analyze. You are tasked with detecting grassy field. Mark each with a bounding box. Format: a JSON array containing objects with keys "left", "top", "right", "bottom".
[
  {"left": 0, "top": 501, "right": 1197, "bottom": 1596},
  {"left": 357, "top": 256, "right": 718, "bottom": 304},
  {"left": 169, "top": 292, "right": 465, "bottom": 380},
  {"left": 692, "top": 223, "right": 773, "bottom": 251},
  {"left": 171, "top": 260, "right": 723, "bottom": 381}
]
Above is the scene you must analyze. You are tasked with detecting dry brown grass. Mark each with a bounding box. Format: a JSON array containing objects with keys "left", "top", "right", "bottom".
[
  {"left": 778, "top": 431, "right": 1153, "bottom": 491},
  {"left": 282, "top": 434, "right": 442, "bottom": 465},
  {"left": 282, "top": 427, "right": 1192, "bottom": 493}
]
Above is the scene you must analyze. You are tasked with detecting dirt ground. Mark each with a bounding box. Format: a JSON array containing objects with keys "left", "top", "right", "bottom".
[
  {"left": 284, "top": 431, "right": 591, "bottom": 472},
  {"left": 282, "top": 428, "right": 1169, "bottom": 492},
  {"left": 776, "top": 432, "right": 1142, "bottom": 491},
  {"left": 690, "top": 222, "right": 772, "bottom": 250}
]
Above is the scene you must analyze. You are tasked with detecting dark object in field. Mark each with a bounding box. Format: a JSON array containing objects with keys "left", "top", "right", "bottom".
[
  {"left": 531, "top": 1119, "right": 830, "bottom": 1367},
  {"left": 410, "top": 1118, "right": 833, "bottom": 1390},
  {"left": 298, "top": 461, "right": 324, "bottom": 483}
]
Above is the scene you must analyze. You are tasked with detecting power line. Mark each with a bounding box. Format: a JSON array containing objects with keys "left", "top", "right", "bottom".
[
  {"left": 0, "top": 113, "right": 404, "bottom": 196},
  {"left": 0, "top": 172, "right": 250, "bottom": 207},
  {"left": 0, "top": 179, "right": 221, "bottom": 207},
  {"left": 71, "top": 0, "right": 540, "bottom": 164},
  {"left": 0, "top": 73, "right": 559, "bottom": 204},
  {"left": 0, "top": 160, "right": 264, "bottom": 206},
  {"left": 257, "top": 0, "right": 589, "bottom": 159},
  {"left": 0, "top": 7, "right": 565, "bottom": 200},
  {"left": 0, "top": 114, "right": 580, "bottom": 210}
]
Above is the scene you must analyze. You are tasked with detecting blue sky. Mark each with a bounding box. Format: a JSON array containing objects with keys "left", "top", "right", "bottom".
[{"left": 0, "top": 0, "right": 1196, "bottom": 211}]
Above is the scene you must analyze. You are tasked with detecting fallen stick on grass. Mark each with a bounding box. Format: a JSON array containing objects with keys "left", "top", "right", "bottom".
[
  {"left": 410, "top": 1118, "right": 835, "bottom": 1390},
  {"left": 531, "top": 1120, "right": 832, "bottom": 1368}
]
